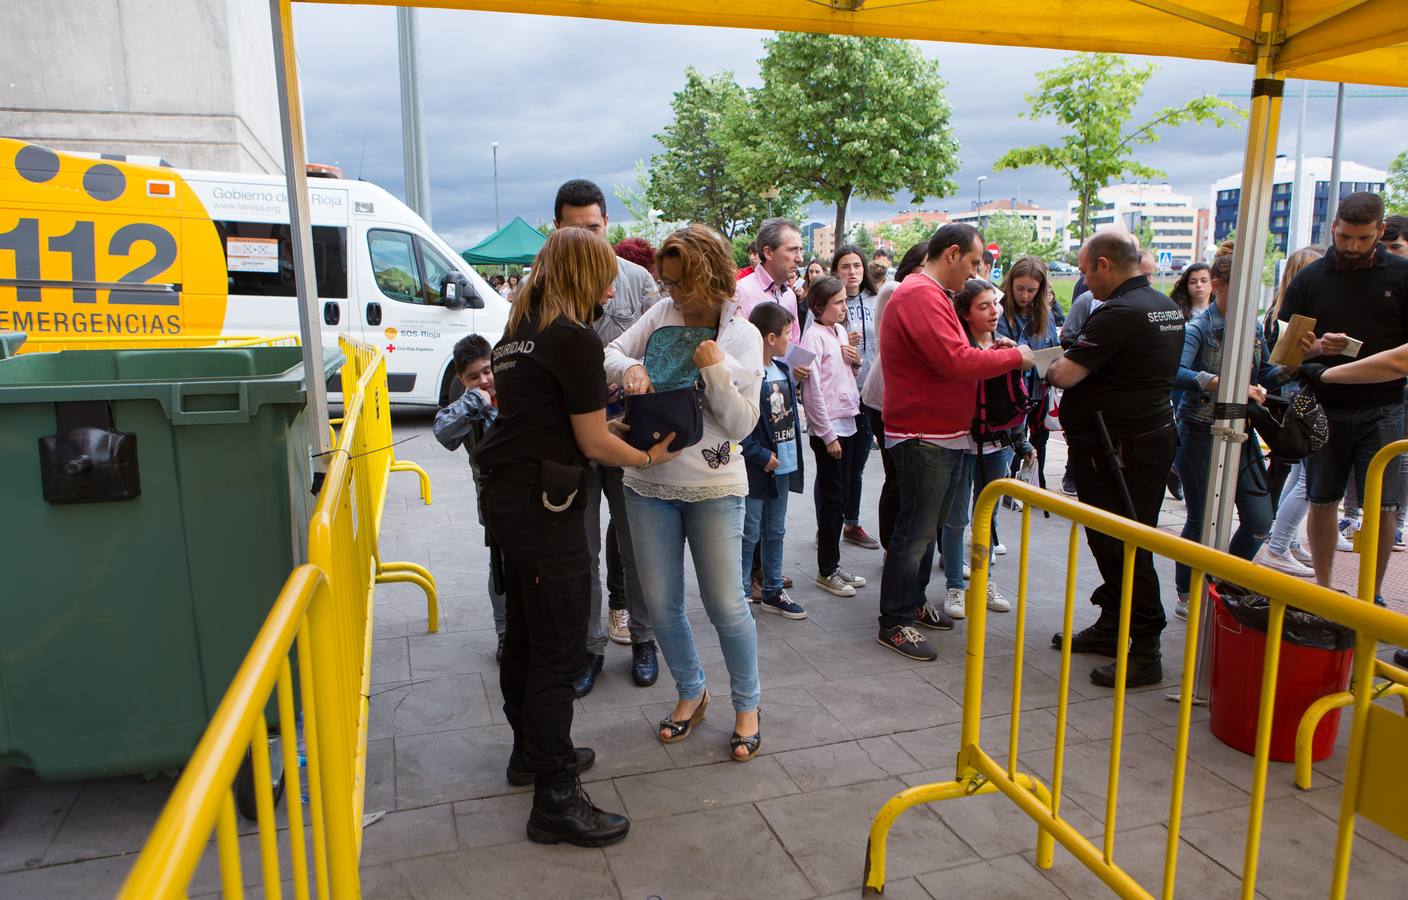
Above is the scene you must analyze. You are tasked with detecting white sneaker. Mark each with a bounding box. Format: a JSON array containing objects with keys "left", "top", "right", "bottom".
[
  {"left": 993, "top": 542, "right": 1008, "bottom": 556},
  {"left": 1174, "top": 594, "right": 1189, "bottom": 621},
  {"left": 986, "top": 582, "right": 1010, "bottom": 612},
  {"left": 1336, "top": 532, "right": 1355, "bottom": 552},
  {"left": 1289, "top": 543, "right": 1314, "bottom": 566},
  {"left": 814, "top": 570, "right": 856, "bottom": 597},
  {"left": 607, "top": 608, "right": 632, "bottom": 645},
  {"left": 836, "top": 568, "right": 867, "bottom": 588},
  {"left": 943, "top": 586, "right": 966, "bottom": 620},
  {"left": 1261, "top": 548, "right": 1314, "bottom": 578}
]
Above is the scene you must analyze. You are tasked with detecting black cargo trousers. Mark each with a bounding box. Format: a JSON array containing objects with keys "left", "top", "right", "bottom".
[
  {"left": 1066, "top": 423, "right": 1178, "bottom": 648},
  {"left": 483, "top": 470, "right": 592, "bottom": 785}
]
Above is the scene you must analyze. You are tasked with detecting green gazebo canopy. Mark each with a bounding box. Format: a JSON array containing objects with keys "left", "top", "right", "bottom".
[{"left": 461, "top": 216, "right": 545, "bottom": 265}]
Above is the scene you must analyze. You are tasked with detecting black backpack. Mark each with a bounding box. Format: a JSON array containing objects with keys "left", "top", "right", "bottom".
[{"left": 973, "top": 368, "right": 1031, "bottom": 446}]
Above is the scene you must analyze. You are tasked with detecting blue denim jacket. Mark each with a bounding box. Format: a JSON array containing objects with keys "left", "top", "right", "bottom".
[{"left": 1175, "top": 303, "right": 1284, "bottom": 429}]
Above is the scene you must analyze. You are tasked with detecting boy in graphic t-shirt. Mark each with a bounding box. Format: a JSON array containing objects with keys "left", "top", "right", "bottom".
[{"left": 740, "top": 304, "right": 807, "bottom": 620}]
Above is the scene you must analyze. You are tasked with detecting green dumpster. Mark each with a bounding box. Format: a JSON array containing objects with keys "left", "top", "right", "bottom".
[{"left": 0, "top": 344, "right": 341, "bottom": 780}]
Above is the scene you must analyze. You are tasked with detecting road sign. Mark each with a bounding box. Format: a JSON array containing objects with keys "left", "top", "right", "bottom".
[
  {"left": 1158, "top": 250, "right": 1173, "bottom": 269},
  {"left": 986, "top": 242, "right": 1001, "bottom": 260}
]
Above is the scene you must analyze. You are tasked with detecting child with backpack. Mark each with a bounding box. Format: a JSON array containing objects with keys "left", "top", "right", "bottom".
[
  {"left": 739, "top": 303, "right": 808, "bottom": 620},
  {"left": 432, "top": 334, "right": 507, "bottom": 663},
  {"left": 938, "top": 279, "right": 1030, "bottom": 620},
  {"left": 798, "top": 276, "right": 867, "bottom": 598}
]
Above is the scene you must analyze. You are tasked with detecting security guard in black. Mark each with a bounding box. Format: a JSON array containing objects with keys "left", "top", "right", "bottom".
[{"left": 1056, "top": 273, "right": 1183, "bottom": 685}]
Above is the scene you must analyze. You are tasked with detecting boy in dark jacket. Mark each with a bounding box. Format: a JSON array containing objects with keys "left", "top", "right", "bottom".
[
  {"left": 740, "top": 304, "right": 807, "bottom": 619},
  {"left": 432, "top": 334, "right": 506, "bottom": 661}
]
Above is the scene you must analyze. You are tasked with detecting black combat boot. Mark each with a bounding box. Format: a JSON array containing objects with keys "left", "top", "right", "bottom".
[
  {"left": 526, "top": 774, "right": 630, "bottom": 848},
  {"left": 1051, "top": 616, "right": 1121, "bottom": 655},
  {"left": 1089, "top": 637, "right": 1162, "bottom": 688}
]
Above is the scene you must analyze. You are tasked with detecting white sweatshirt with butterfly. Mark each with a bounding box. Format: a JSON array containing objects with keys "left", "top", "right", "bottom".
[{"left": 604, "top": 296, "right": 764, "bottom": 501}]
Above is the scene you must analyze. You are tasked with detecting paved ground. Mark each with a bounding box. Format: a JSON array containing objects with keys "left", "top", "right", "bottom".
[{"left": 3, "top": 411, "right": 1407, "bottom": 898}]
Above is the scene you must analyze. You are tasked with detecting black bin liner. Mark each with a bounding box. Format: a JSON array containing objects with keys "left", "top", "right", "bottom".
[{"left": 1212, "top": 579, "right": 1355, "bottom": 651}]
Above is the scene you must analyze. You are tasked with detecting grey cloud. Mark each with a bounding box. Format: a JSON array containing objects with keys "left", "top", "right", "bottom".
[{"left": 291, "top": 7, "right": 1408, "bottom": 248}]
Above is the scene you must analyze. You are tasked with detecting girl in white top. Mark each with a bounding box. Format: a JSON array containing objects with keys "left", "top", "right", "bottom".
[
  {"left": 603, "top": 225, "right": 764, "bottom": 761},
  {"left": 797, "top": 275, "right": 867, "bottom": 598}
]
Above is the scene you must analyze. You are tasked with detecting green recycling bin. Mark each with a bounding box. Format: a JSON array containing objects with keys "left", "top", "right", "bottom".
[{"left": 0, "top": 344, "right": 341, "bottom": 780}]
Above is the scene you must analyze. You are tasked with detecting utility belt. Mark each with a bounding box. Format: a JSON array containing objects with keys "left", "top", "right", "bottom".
[
  {"left": 481, "top": 457, "right": 591, "bottom": 596},
  {"left": 1066, "top": 421, "right": 1174, "bottom": 471}
]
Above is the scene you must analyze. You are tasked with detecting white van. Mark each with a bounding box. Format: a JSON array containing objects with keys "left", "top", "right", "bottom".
[{"left": 0, "top": 138, "right": 509, "bottom": 406}]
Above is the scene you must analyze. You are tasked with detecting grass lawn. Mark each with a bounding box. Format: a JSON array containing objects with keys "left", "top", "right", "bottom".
[{"left": 1049, "top": 275, "right": 1176, "bottom": 309}]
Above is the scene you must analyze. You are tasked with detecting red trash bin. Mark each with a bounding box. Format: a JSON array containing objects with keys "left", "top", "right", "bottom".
[{"left": 1207, "top": 582, "right": 1352, "bottom": 762}]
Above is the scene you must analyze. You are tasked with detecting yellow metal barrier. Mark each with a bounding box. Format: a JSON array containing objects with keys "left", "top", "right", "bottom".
[
  {"left": 17, "top": 332, "right": 302, "bottom": 351},
  {"left": 863, "top": 478, "right": 1408, "bottom": 899},
  {"left": 119, "top": 337, "right": 436, "bottom": 898},
  {"left": 1293, "top": 439, "right": 1408, "bottom": 790}
]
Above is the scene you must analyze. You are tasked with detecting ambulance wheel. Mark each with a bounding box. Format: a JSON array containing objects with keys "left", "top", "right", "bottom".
[
  {"left": 439, "top": 364, "right": 465, "bottom": 407},
  {"left": 234, "top": 732, "right": 287, "bottom": 821}
]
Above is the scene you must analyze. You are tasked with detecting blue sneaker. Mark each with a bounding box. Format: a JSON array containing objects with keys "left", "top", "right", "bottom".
[{"left": 758, "top": 591, "right": 808, "bottom": 620}]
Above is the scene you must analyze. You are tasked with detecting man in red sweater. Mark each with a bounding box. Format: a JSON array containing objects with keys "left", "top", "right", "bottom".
[{"left": 877, "top": 224, "right": 1035, "bottom": 660}]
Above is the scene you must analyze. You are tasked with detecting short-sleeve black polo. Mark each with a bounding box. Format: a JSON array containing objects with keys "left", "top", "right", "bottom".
[
  {"left": 474, "top": 315, "right": 608, "bottom": 470},
  {"left": 1060, "top": 275, "right": 1184, "bottom": 437},
  {"left": 1278, "top": 243, "right": 1408, "bottom": 411}
]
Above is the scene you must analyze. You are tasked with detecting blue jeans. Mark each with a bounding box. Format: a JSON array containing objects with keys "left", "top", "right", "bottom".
[
  {"left": 845, "top": 407, "right": 876, "bottom": 526},
  {"left": 743, "top": 492, "right": 790, "bottom": 600},
  {"left": 878, "top": 440, "right": 967, "bottom": 629},
  {"left": 1174, "top": 426, "right": 1272, "bottom": 594},
  {"left": 940, "top": 449, "right": 1013, "bottom": 588},
  {"left": 624, "top": 489, "right": 760, "bottom": 712}
]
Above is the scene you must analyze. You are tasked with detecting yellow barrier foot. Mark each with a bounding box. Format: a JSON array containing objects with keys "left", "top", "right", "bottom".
[
  {"left": 862, "top": 838, "right": 883, "bottom": 895},
  {"left": 390, "top": 459, "right": 432, "bottom": 505}
]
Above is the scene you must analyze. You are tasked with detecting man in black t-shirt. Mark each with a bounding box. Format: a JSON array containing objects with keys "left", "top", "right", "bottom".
[
  {"left": 1046, "top": 230, "right": 1184, "bottom": 688},
  {"left": 1280, "top": 192, "right": 1408, "bottom": 597}
]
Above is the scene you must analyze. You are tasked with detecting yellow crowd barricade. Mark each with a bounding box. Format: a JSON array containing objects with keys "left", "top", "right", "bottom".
[
  {"left": 1294, "top": 439, "right": 1408, "bottom": 790},
  {"left": 863, "top": 478, "right": 1408, "bottom": 899},
  {"left": 16, "top": 332, "right": 302, "bottom": 351},
  {"left": 119, "top": 337, "right": 436, "bottom": 898}
]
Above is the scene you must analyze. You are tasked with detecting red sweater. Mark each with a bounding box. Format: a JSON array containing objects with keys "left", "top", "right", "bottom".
[{"left": 880, "top": 273, "right": 1023, "bottom": 439}]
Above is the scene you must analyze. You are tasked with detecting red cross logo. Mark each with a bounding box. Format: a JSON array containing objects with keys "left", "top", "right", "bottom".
[{"left": 386, "top": 343, "right": 396, "bottom": 353}]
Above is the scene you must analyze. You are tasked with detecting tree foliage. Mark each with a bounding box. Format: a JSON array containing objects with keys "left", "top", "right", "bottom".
[
  {"left": 982, "top": 212, "right": 1064, "bottom": 263},
  {"left": 729, "top": 33, "right": 960, "bottom": 240},
  {"left": 646, "top": 68, "right": 804, "bottom": 238},
  {"left": 874, "top": 217, "right": 939, "bottom": 256},
  {"left": 1387, "top": 149, "right": 1408, "bottom": 217},
  {"left": 613, "top": 161, "right": 665, "bottom": 240},
  {"left": 995, "top": 53, "right": 1240, "bottom": 243}
]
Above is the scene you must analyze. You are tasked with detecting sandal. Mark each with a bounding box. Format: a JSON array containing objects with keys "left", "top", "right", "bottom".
[
  {"left": 730, "top": 709, "right": 762, "bottom": 762},
  {"left": 658, "top": 691, "right": 709, "bottom": 744}
]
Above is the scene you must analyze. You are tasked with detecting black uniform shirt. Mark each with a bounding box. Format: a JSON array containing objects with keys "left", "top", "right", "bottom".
[
  {"left": 1060, "top": 275, "right": 1184, "bottom": 437},
  {"left": 474, "top": 314, "right": 608, "bottom": 470},
  {"left": 1278, "top": 244, "right": 1408, "bottom": 411}
]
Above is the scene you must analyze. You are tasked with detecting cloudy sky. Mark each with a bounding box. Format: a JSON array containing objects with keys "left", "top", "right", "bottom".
[{"left": 292, "top": 5, "right": 1407, "bottom": 250}]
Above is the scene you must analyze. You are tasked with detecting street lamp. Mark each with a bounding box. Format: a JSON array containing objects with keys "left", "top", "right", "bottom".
[
  {"left": 760, "top": 186, "right": 781, "bottom": 218},
  {"left": 649, "top": 208, "right": 664, "bottom": 244},
  {"left": 976, "top": 175, "right": 988, "bottom": 213},
  {"left": 492, "top": 142, "right": 501, "bottom": 230}
]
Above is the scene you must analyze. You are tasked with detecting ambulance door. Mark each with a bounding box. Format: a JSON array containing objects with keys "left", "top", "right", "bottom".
[{"left": 361, "top": 226, "right": 472, "bottom": 404}]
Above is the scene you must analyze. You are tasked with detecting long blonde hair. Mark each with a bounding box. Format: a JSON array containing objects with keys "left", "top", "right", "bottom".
[
  {"left": 508, "top": 228, "right": 617, "bottom": 332},
  {"left": 1272, "top": 245, "right": 1325, "bottom": 319}
]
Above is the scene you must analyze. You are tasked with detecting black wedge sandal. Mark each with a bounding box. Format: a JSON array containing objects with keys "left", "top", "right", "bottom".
[
  {"left": 730, "top": 709, "right": 762, "bottom": 762},
  {"left": 658, "top": 691, "right": 709, "bottom": 744}
]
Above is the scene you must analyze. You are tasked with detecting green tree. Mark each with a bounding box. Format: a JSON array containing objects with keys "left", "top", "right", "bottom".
[
  {"left": 875, "top": 217, "right": 939, "bottom": 255},
  {"left": 982, "top": 212, "right": 1063, "bottom": 263},
  {"left": 1387, "top": 149, "right": 1408, "bottom": 216},
  {"left": 1222, "top": 227, "right": 1285, "bottom": 289},
  {"left": 606, "top": 223, "right": 628, "bottom": 246},
  {"left": 613, "top": 161, "right": 664, "bottom": 240},
  {"left": 646, "top": 68, "right": 804, "bottom": 238},
  {"left": 845, "top": 223, "right": 876, "bottom": 257},
  {"left": 1132, "top": 217, "right": 1156, "bottom": 251},
  {"left": 729, "top": 33, "right": 960, "bottom": 241},
  {"left": 995, "top": 53, "right": 1240, "bottom": 243}
]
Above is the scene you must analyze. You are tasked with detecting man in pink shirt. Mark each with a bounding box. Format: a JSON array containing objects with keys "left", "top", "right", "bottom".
[
  {"left": 877, "top": 224, "right": 1035, "bottom": 661},
  {"left": 735, "top": 219, "right": 806, "bottom": 351}
]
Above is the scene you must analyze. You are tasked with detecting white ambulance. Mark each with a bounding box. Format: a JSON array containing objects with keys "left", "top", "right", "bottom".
[{"left": 0, "top": 138, "right": 509, "bottom": 406}]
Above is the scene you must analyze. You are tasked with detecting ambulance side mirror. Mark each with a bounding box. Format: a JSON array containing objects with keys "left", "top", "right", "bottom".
[{"left": 441, "top": 272, "right": 481, "bottom": 310}]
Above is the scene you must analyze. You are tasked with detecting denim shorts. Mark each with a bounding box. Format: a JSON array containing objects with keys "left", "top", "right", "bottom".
[{"left": 1304, "top": 402, "right": 1404, "bottom": 509}]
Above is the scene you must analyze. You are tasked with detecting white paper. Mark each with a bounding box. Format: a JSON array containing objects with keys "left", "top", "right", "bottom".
[
  {"left": 1032, "top": 345, "right": 1065, "bottom": 378},
  {"left": 783, "top": 343, "right": 817, "bottom": 371},
  {"left": 226, "top": 237, "right": 279, "bottom": 273},
  {"left": 1342, "top": 337, "right": 1363, "bottom": 358}
]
